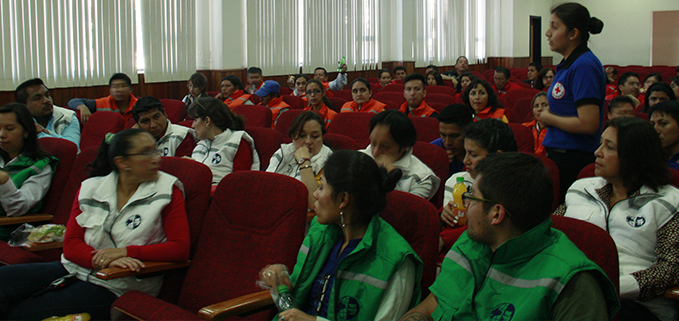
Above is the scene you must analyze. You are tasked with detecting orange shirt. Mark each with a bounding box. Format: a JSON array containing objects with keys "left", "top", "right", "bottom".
[
  {"left": 305, "top": 103, "right": 337, "bottom": 128},
  {"left": 224, "top": 90, "right": 252, "bottom": 109},
  {"left": 474, "top": 107, "right": 508, "bottom": 123},
  {"left": 95, "top": 94, "right": 138, "bottom": 122},
  {"left": 321, "top": 82, "right": 335, "bottom": 97},
  {"left": 522, "top": 119, "right": 547, "bottom": 156},
  {"left": 265, "top": 97, "right": 290, "bottom": 129},
  {"left": 399, "top": 100, "right": 438, "bottom": 117},
  {"left": 492, "top": 81, "right": 522, "bottom": 98},
  {"left": 340, "top": 98, "right": 386, "bottom": 114}
]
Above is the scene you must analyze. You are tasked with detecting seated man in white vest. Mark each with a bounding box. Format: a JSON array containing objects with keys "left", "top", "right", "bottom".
[
  {"left": 399, "top": 152, "right": 620, "bottom": 321},
  {"left": 15, "top": 78, "right": 81, "bottom": 148},
  {"left": 132, "top": 96, "right": 196, "bottom": 157}
]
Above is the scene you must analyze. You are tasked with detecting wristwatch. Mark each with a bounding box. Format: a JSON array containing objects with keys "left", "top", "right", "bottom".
[{"left": 297, "top": 157, "right": 310, "bottom": 165}]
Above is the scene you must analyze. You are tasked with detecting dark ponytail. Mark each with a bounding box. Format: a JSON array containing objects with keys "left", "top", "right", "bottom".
[
  {"left": 188, "top": 97, "right": 245, "bottom": 131},
  {"left": 551, "top": 3, "right": 603, "bottom": 42},
  {"left": 88, "top": 129, "right": 147, "bottom": 177}
]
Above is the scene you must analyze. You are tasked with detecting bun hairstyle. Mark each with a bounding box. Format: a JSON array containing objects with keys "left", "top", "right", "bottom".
[
  {"left": 89, "top": 128, "right": 148, "bottom": 177},
  {"left": 551, "top": 3, "right": 603, "bottom": 42},
  {"left": 323, "top": 150, "right": 402, "bottom": 225}
]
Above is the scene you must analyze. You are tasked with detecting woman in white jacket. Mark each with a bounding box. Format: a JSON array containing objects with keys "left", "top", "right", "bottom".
[{"left": 555, "top": 117, "right": 679, "bottom": 321}]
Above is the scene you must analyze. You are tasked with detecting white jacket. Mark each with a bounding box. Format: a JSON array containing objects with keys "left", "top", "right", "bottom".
[
  {"left": 564, "top": 177, "right": 679, "bottom": 320},
  {"left": 192, "top": 129, "right": 260, "bottom": 184},
  {"left": 360, "top": 146, "right": 440, "bottom": 200},
  {"left": 61, "top": 171, "right": 183, "bottom": 297},
  {"left": 157, "top": 120, "right": 196, "bottom": 157},
  {"left": 265, "top": 142, "right": 332, "bottom": 180}
]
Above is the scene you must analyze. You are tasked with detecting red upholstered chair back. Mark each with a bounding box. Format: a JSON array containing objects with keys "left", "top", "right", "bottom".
[
  {"left": 483, "top": 69, "right": 494, "bottom": 83},
  {"left": 207, "top": 91, "right": 219, "bottom": 97},
  {"left": 160, "top": 99, "right": 188, "bottom": 124},
  {"left": 550, "top": 215, "right": 620, "bottom": 296},
  {"left": 497, "top": 96, "right": 512, "bottom": 110},
  {"left": 326, "top": 97, "right": 347, "bottom": 113},
  {"left": 530, "top": 153, "right": 560, "bottom": 209},
  {"left": 504, "top": 88, "right": 539, "bottom": 106},
  {"left": 425, "top": 85, "right": 456, "bottom": 97},
  {"left": 381, "top": 100, "right": 399, "bottom": 111},
  {"left": 366, "top": 77, "right": 379, "bottom": 83},
  {"left": 233, "top": 105, "right": 273, "bottom": 128},
  {"left": 333, "top": 89, "right": 353, "bottom": 101},
  {"left": 412, "top": 142, "right": 448, "bottom": 210},
  {"left": 504, "top": 107, "right": 519, "bottom": 123},
  {"left": 511, "top": 97, "right": 535, "bottom": 123},
  {"left": 373, "top": 91, "right": 406, "bottom": 107},
  {"left": 323, "top": 133, "right": 360, "bottom": 151},
  {"left": 508, "top": 123, "right": 535, "bottom": 153},
  {"left": 279, "top": 87, "right": 293, "bottom": 96},
  {"left": 424, "top": 93, "right": 455, "bottom": 106},
  {"left": 80, "top": 111, "right": 126, "bottom": 150},
  {"left": 273, "top": 109, "right": 305, "bottom": 136},
  {"left": 38, "top": 138, "right": 78, "bottom": 221},
  {"left": 381, "top": 83, "right": 405, "bottom": 92},
  {"left": 380, "top": 191, "right": 440, "bottom": 298},
  {"left": 51, "top": 146, "right": 98, "bottom": 226},
  {"left": 410, "top": 117, "right": 440, "bottom": 143},
  {"left": 281, "top": 95, "right": 305, "bottom": 109},
  {"left": 327, "top": 112, "right": 375, "bottom": 148},
  {"left": 244, "top": 127, "right": 288, "bottom": 170},
  {"left": 177, "top": 172, "right": 307, "bottom": 317}
]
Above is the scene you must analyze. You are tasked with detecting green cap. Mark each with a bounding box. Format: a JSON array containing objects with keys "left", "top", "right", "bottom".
[
  {"left": 277, "top": 285, "right": 290, "bottom": 293},
  {"left": 456, "top": 176, "right": 464, "bottom": 183}
]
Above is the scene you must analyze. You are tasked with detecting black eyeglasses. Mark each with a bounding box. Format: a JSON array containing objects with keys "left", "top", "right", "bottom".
[
  {"left": 125, "top": 149, "right": 161, "bottom": 158},
  {"left": 462, "top": 192, "right": 512, "bottom": 218}
]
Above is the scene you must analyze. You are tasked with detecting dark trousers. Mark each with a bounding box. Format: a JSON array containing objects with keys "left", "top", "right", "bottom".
[
  {"left": 547, "top": 148, "right": 595, "bottom": 203},
  {"left": 0, "top": 261, "right": 117, "bottom": 320},
  {"left": 619, "top": 299, "right": 660, "bottom": 321}
]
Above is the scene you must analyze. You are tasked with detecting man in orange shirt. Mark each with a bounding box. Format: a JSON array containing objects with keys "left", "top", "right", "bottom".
[
  {"left": 246, "top": 67, "right": 264, "bottom": 94},
  {"left": 68, "top": 73, "right": 138, "bottom": 124},
  {"left": 398, "top": 73, "right": 438, "bottom": 118},
  {"left": 255, "top": 80, "right": 290, "bottom": 128},
  {"left": 313, "top": 65, "right": 348, "bottom": 97},
  {"left": 492, "top": 67, "right": 522, "bottom": 98}
]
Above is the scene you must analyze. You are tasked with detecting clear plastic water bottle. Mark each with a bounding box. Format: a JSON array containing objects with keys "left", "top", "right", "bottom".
[{"left": 275, "top": 285, "right": 298, "bottom": 312}]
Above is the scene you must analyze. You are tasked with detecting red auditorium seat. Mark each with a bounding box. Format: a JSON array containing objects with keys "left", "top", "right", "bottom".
[
  {"left": 111, "top": 171, "right": 308, "bottom": 320},
  {"left": 424, "top": 93, "right": 456, "bottom": 106},
  {"left": 412, "top": 141, "right": 449, "bottom": 210},
  {"left": 244, "top": 127, "right": 288, "bottom": 170},
  {"left": 279, "top": 87, "right": 293, "bottom": 96},
  {"left": 510, "top": 97, "right": 535, "bottom": 123},
  {"left": 281, "top": 95, "right": 305, "bottom": 109},
  {"left": 426, "top": 85, "right": 456, "bottom": 97},
  {"left": 326, "top": 96, "right": 347, "bottom": 113},
  {"left": 381, "top": 83, "right": 405, "bottom": 92},
  {"left": 233, "top": 105, "right": 273, "bottom": 128},
  {"left": 410, "top": 117, "right": 440, "bottom": 143},
  {"left": 327, "top": 112, "right": 375, "bottom": 148},
  {"left": 333, "top": 89, "right": 353, "bottom": 101},
  {"left": 503, "top": 88, "right": 540, "bottom": 107},
  {"left": 373, "top": 91, "right": 406, "bottom": 107},
  {"left": 322, "top": 133, "right": 360, "bottom": 150},
  {"left": 508, "top": 123, "right": 535, "bottom": 153},
  {"left": 80, "top": 111, "right": 126, "bottom": 151},
  {"left": 273, "top": 109, "right": 305, "bottom": 136},
  {"left": 160, "top": 99, "right": 188, "bottom": 124}
]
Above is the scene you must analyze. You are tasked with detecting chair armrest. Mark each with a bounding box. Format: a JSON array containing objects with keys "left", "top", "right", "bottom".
[
  {"left": 0, "top": 213, "right": 53, "bottom": 226},
  {"left": 198, "top": 290, "right": 274, "bottom": 320},
  {"left": 22, "top": 241, "right": 63, "bottom": 252},
  {"left": 96, "top": 261, "right": 190, "bottom": 280},
  {"left": 665, "top": 287, "right": 679, "bottom": 299}
]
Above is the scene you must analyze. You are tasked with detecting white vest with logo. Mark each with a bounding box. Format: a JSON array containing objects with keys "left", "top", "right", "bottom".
[
  {"left": 157, "top": 121, "right": 196, "bottom": 157},
  {"left": 191, "top": 129, "right": 260, "bottom": 184}
]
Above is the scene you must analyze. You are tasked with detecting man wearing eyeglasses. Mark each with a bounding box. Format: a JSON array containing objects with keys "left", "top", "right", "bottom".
[
  {"left": 400, "top": 152, "right": 619, "bottom": 321},
  {"left": 68, "top": 73, "right": 138, "bottom": 124},
  {"left": 254, "top": 80, "right": 290, "bottom": 129},
  {"left": 131, "top": 96, "right": 196, "bottom": 157}
]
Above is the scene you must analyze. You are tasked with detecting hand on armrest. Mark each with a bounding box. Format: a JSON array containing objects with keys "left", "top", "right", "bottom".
[
  {"left": 95, "top": 260, "right": 190, "bottom": 280},
  {"left": 198, "top": 290, "right": 274, "bottom": 320}
]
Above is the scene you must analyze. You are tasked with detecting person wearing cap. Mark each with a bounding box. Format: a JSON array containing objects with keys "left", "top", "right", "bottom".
[{"left": 255, "top": 80, "right": 290, "bottom": 129}]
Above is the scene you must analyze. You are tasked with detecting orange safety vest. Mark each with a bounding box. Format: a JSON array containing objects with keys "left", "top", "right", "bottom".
[
  {"left": 474, "top": 107, "right": 508, "bottom": 123},
  {"left": 522, "top": 119, "right": 548, "bottom": 156},
  {"left": 305, "top": 103, "right": 337, "bottom": 128},
  {"left": 399, "top": 100, "right": 437, "bottom": 117},
  {"left": 225, "top": 90, "right": 252, "bottom": 110},
  {"left": 95, "top": 94, "right": 138, "bottom": 122},
  {"left": 340, "top": 98, "right": 386, "bottom": 114},
  {"left": 265, "top": 97, "right": 291, "bottom": 129}
]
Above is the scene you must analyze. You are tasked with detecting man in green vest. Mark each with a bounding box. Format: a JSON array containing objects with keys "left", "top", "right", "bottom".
[{"left": 400, "top": 152, "right": 620, "bottom": 321}]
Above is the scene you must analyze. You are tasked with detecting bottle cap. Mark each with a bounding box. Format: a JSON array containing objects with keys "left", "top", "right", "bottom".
[
  {"left": 277, "top": 285, "right": 290, "bottom": 293},
  {"left": 456, "top": 176, "right": 464, "bottom": 183}
]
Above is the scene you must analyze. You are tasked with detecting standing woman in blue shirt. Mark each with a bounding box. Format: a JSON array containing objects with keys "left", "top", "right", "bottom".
[{"left": 537, "top": 3, "right": 605, "bottom": 201}]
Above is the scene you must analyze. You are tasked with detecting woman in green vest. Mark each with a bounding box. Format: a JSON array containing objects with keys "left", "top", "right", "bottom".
[
  {"left": 260, "top": 150, "right": 423, "bottom": 321},
  {"left": 0, "top": 103, "right": 56, "bottom": 218}
]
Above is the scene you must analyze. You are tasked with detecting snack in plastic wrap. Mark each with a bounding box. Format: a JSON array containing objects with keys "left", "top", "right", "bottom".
[{"left": 8, "top": 223, "right": 66, "bottom": 247}]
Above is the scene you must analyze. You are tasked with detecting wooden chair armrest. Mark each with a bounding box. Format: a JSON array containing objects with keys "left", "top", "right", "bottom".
[
  {"left": 96, "top": 261, "right": 190, "bottom": 280},
  {"left": 198, "top": 290, "right": 274, "bottom": 320},
  {"left": 22, "top": 241, "right": 63, "bottom": 252},
  {"left": 0, "top": 213, "right": 53, "bottom": 226},
  {"left": 664, "top": 286, "right": 679, "bottom": 299}
]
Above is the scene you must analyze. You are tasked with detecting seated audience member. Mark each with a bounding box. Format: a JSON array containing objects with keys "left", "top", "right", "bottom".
[
  {"left": 292, "top": 74, "right": 309, "bottom": 97},
  {"left": 442, "top": 56, "right": 470, "bottom": 80},
  {"left": 68, "top": 73, "right": 137, "bottom": 123},
  {"left": 361, "top": 110, "right": 440, "bottom": 200},
  {"left": 427, "top": 71, "right": 445, "bottom": 86},
  {"left": 492, "top": 67, "right": 521, "bottom": 97},
  {"left": 555, "top": 117, "right": 677, "bottom": 321},
  {"left": 644, "top": 82, "right": 676, "bottom": 113},
  {"left": 132, "top": 97, "right": 197, "bottom": 157},
  {"left": 313, "top": 66, "right": 348, "bottom": 97},
  {"left": 642, "top": 73, "right": 662, "bottom": 93},
  {"left": 188, "top": 97, "right": 259, "bottom": 185},
  {"left": 424, "top": 64, "right": 439, "bottom": 76},
  {"left": 246, "top": 67, "right": 264, "bottom": 94},
  {"left": 0, "top": 128, "right": 190, "bottom": 320},
  {"left": 255, "top": 80, "right": 290, "bottom": 128},
  {"left": 440, "top": 119, "right": 517, "bottom": 235},
  {"left": 649, "top": 101, "right": 679, "bottom": 171},
  {"left": 304, "top": 79, "right": 337, "bottom": 128},
  {"left": 399, "top": 73, "right": 439, "bottom": 118},
  {"left": 260, "top": 150, "right": 421, "bottom": 321},
  {"left": 431, "top": 104, "right": 473, "bottom": 178},
  {"left": 606, "top": 71, "right": 642, "bottom": 102},
  {"left": 671, "top": 77, "right": 679, "bottom": 99},
  {"left": 523, "top": 61, "right": 543, "bottom": 88},
  {"left": 605, "top": 66, "right": 618, "bottom": 96},
  {"left": 462, "top": 79, "right": 508, "bottom": 122},
  {"left": 0, "top": 103, "right": 57, "bottom": 219},
  {"left": 522, "top": 92, "right": 549, "bottom": 155},
  {"left": 607, "top": 95, "right": 636, "bottom": 120},
  {"left": 181, "top": 72, "right": 209, "bottom": 109},
  {"left": 340, "top": 78, "right": 386, "bottom": 114},
  {"left": 14, "top": 78, "right": 80, "bottom": 147},
  {"left": 402, "top": 152, "right": 619, "bottom": 321},
  {"left": 215, "top": 75, "right": 253, "bottom": 109},
  {"left": 374, "top": 69, "right": 395, "bottom": 92},
  {"left": 535, "top": 67, "right": 555, "bottom": 92},
  {"left": 266, "top": 112, "right": 332, "bottom": 210},
  {"left": 455, "top": 72, "right": 477, "bottom": 102},
  {"left": 393, "top": 66, "right": 407, "bottom": 80}
]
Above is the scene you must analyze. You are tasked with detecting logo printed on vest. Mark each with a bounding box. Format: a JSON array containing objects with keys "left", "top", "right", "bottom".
[
  {"left": 162, "top": 147, "right": 169, "bottom": 156},
  {"left": 126, "top": 215, "right": 142, "bottom": 230},
  {"left": 212, "top": 154, "right": 222, "bottom": 164},
  {"left": 552, "top": 82, "right": 565, "bottom": 100},
  {"left": 337, "top": 296, "right": 359, "bottom": 320},
  {"left": 490, "top": 303, "right": 515, "bottom": 321},
  {"left": 626, "top": 215, "right": 646, "bottom": 228}
]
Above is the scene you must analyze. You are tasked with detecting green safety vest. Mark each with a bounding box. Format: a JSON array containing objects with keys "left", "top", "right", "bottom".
[
  {"left": 0, "top": 155, "right": 57, "bottom": 216},
  {"left": 282, "top": 215, "right": 422, "bottom": 321},
  {"left": 431, "top": 219, "right": 620, "bottom": 321}
]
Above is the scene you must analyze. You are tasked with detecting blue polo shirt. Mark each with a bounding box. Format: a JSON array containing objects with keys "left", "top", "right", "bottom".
[
  {"left": 543, "top": 45, "right": 605, "bottom": 153},
  {"left": 431, "top": 138, "right": 464, "bottom": 178}
]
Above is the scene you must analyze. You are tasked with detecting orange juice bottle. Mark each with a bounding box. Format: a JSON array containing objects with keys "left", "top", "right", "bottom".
[{"left": 451, "top": 177, "right": 467, "bottom": 227}]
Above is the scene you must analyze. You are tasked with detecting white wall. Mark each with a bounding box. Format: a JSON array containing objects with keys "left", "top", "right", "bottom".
[
  {"left": 195, "top": 0, "right": 246, "bottom": 70},
  {"left": 511, "top": 0, "right": 553, "bottom": 58}
]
